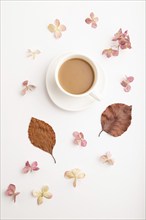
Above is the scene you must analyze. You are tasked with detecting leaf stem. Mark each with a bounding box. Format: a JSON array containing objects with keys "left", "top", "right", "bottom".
[
  {"left": 51, "top": 154, "right": 56, "bottom": 163},
  {"left": 98, "top": 130, "right": 103, "bottom": 137}
]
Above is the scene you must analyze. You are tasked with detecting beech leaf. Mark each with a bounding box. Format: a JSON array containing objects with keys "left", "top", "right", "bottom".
[
  {"left": 98, "top": 103, "right": 132, "bottom": 137},
  {"left": 28, "top": 117, "right": 56, "bottom": 163}
]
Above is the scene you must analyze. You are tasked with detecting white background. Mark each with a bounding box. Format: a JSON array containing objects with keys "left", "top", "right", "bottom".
[{"left": 1, "top": 1, "right": 145, "bottom": 219}]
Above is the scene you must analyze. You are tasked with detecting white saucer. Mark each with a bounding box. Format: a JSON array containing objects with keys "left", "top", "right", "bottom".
[{"left": 46, "top": 54, "right": 106, "bottom": 111}]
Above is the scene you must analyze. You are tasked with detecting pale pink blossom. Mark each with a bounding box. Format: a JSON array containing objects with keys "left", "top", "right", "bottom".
[
  {"left": 48, "top": 19, "right": 66, "bottom": 38},
  {"left": 85, "top": 12, "right": 98, "bottom": 28},
  {"left": 102, "top": 28, "right": 131, "bottom": 58},
  {"left": 73, "top": 131, "right": 87, "bottom": 147},
  {"left": 22, "top": 161, "right": 39, "bottom": 173},
  {"left": 121, "top": 75, "right": 134, "bottom": 92}
]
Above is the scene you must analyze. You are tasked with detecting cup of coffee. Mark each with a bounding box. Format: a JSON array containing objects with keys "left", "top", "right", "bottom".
[{"left": 54, "top": 53, "right": 103, "bottom": 100}]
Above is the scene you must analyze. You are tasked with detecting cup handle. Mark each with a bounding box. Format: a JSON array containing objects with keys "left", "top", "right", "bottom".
[{"left": 89, "top": 92, "right": 102, "bottom": 101}]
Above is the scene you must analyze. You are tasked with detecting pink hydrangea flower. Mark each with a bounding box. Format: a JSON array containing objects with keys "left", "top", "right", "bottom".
[
  {"left": 22, "top": 161, "right": 39, "bottom": 173},
  {"left": 48, "top": 19, "right": 66, "bottom": 38},
  {"left": 85, "top": 12, "right": 98, "bottom": 28},
  {"left": 102, "top": 28, "right": 131, "bottom": 58},
  {"left": 121, "top": 75, "right": 134, "bottom": 92},
  {"left": 73, "top": 131, "right": 87, "bottom": 147},
  {"left": 112, "top": 28, "right": 131, "bottom": 49},
  {"left": 5, "top": 184, "right": 20, "bottom": 203}
]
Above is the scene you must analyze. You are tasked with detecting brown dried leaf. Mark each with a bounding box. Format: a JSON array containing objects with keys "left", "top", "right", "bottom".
[
  {"left": 98, "top": 103, "right": 132, "bottom": 137},
  {"left": 28, "top": 117, "right": 56, "bottom": 163}
]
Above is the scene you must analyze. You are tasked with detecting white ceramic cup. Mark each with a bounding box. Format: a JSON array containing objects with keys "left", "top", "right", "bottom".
[{"left": 54, "top": 53, "right": 102, "bottom": 101}]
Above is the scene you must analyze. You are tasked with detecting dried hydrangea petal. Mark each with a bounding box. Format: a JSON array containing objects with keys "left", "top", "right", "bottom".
[
  {"left": 43, "top": 191, "right": 53, "bottom": 199},
  {"left": 54, "top": 30, "right": 62, "bottom": 38},
  {"left": 42, "top": 186, "right": 49, "bottom": 193},
  {"left": 59, "top": 25, "right": 66, "bottom": 31},
  {"left": 48, "top": 24, "right": 55, "bottom": 32},
  {"left": 64, "top": 171, "right": 74, "bottom": 178},
  {"left": 85, "top": 18, "right": 92, "bottom": 24},
  {"left": 55, "top": 19, "right": 60, "bottom": 27},
  {"left": 124, "top": 84, "right": 131, "bottom": 92},
  {"left": 91, "top": 22, "right": 97, "bottom": 28},
  {"left": 28, "top": 85, "right": 36, "bottom": 90},
  {"left": 22, "top": 80, "right": 28, "bottom": 86},
  {"left": 37, "top": 196, "right": 43, "bottom": 205}
]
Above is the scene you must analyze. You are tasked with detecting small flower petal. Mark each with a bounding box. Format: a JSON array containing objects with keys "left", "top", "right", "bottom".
[
  {"left": 48, "top": 24, "right": 55, "bottom": 32},
  {"left": 107, "top": 159, "right": 114, "bottom": 165},
  {"left": 64, "top": 171, "right": 74, "bottom": 179},
  {"left": 91, "top": 22, "right": 97, "bottom": 28},
  {"left": 54, "top": 30, "right": 62, "bottom": 38},
  {"left": 43, "top": 191, "right": 53, "bottom": 199},
  {"left": 55, "top": 19, "right": 60, "bottom": 27},
  {"left": 102, "top": 49, "right": 112, "bottom": 58},
  {"left": 21, "top": 88, "right": 28, "bottom": 95},
  {"left": 42, "top": 186, "right": 49, "bottom": 193},
  {"left": 124, "top": 84, "right": 131, "bottom": 92},
  {"left": 100, "top": 155, "right": 107, "bottom": 163},
  {"left": 73, "top": 139, "right": 80, "bottom": 145},
  {"left": 85, "top": 18, "right": 92, "bottom": 24},
  {"left": 5, "top": 184, "right": 16, "bottom": 196},
  {"left": 81, "top": 139, "right": 87, "bottom": 147},
  {"left": 127, "top": 76, "right": 134, "bottom": 82},
  {"left": 121, "top": 80, "right": 128, "bottom": 87},
  {"left": 31, "top": 161, "right": 39, "bottom": 171},
  {"left": 25, "top": 161, "right": 30, "bottom": 167},
  {"left": 31, "top": 161, "right": 38, "bottom": 168},
  {"left": 79, "top": 132, "right": 84, "bottom": 139},
  {"left": 28, "top": 85, "right": 36, "bottom": 90},
  {"left": 112, "top": 28, "right": 122, "bottom": 41},
  {"left": 22, "top": 80, "right": 28, "bottom": 86},
  {"left": 90, "top": 12, "right": 94, "bottom": 19},
  {"left": 73, "top": 131, "right": 79, "bottom": 137},
  {"left": 59, "top": 25, "right": 66, "bottom": 31},
  {"left": 37, "top": 196, "right": 43, "bottom": 205},
  {"left": 112, "top": 49, "right": 119, "bottom": 56},
  {"left": 22, "top": 166, "right": 30, "bottom": 173}
]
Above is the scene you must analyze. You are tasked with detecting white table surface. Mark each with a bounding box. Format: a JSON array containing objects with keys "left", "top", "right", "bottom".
[{"left": 1, "top": 1, "right": 145, "bottom": 219}]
